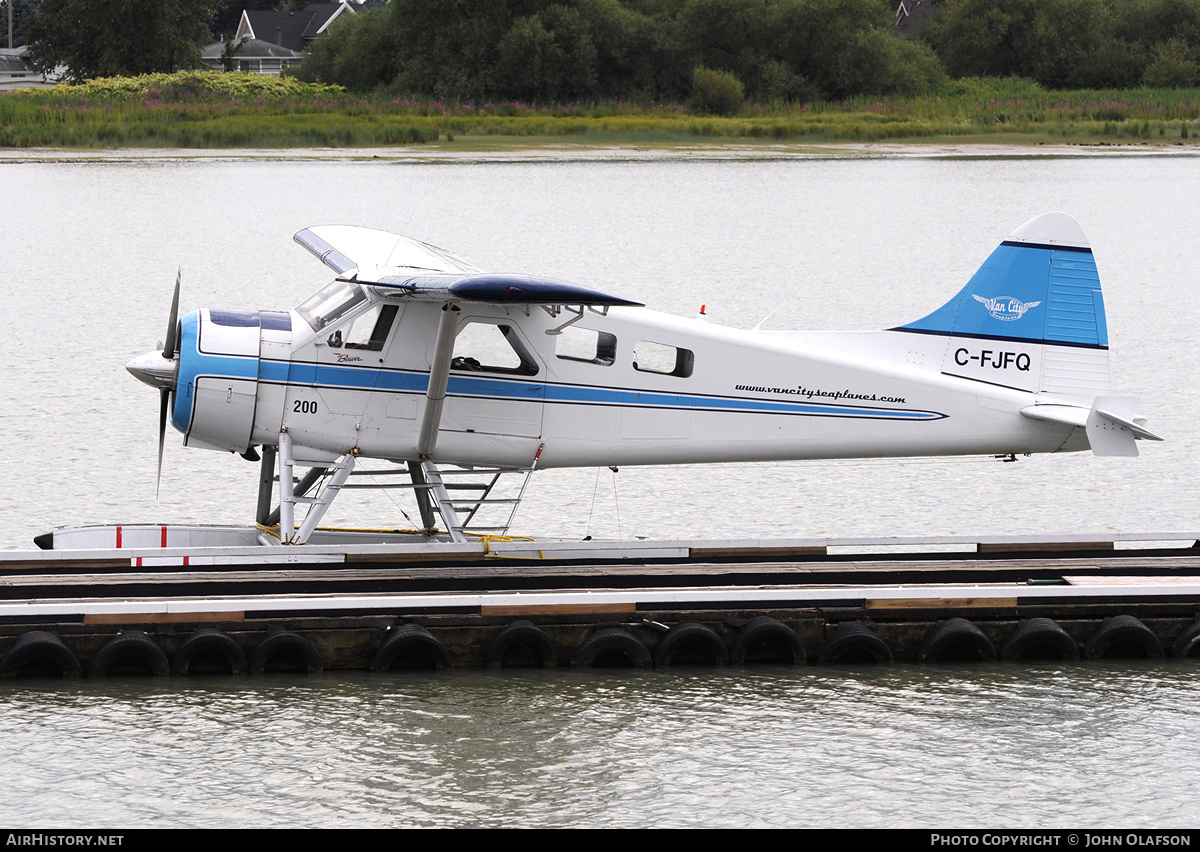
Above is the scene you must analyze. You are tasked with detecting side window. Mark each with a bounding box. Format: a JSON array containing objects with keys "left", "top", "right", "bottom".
[
  {"left": 451, "top": 321, "right": 539, "bottom": 376},
  {"left": 327, "top": 304, "right": 398, "bottom": 351},
  {"left": 554, "top": 326, "right": 617, "bottom": 366},
  {"left": 633, "top": 340, "right": 694, "bottom": 378}
]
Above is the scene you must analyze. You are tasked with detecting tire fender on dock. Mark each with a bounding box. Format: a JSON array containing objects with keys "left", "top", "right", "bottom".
[
  {"left": 172, "top": 628, "right": 249, "bottom": 675},
  {"left": 729, "top": 616, "right": 806, "bottom": 665},
  {"left": 88, "top": 631, "right": 171, "bottom": 677},
  {"left": 250, "top": 628, "right": 323, "bottom": 674},
  {"left": 1173, "top": 616, "right": 1200, "bottom": 658},
  {"left": 1000, "top": 618, "right": 1080, "bottom": 662},
  {"left": 1085, "top": 615, "right": 1164, "bottom": 659},
  {"left": 918, "top": 618, "right": 997, "bottom": 663},
  {"left": 570, "top": 627, "right": 652, "bottom": 668},
  {"left": 818, "top": 622, "right": 894, "bottom": 665},
  {"left": 652, "top": 621, "right": 728, "bottom": 667},
  {"left": 0, "top": 631, "right": 82, "bottom": 679},
  {"left": 371, "top": 624, "right": 452, "bottom": 672},
  {"left": 486, "top": 620, "right": 556, "bottom": 669}
]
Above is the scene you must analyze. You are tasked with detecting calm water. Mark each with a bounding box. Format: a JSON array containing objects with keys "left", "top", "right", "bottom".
[
  {"left": 1, "top": 664, "right": 1198, "bottom": 828},
  {"left": 0, "top": 151, "right": 1199, "bottom": 826}
]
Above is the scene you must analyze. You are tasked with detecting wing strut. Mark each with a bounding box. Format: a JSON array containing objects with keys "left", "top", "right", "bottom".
[{"left": 417, "top": 303, "right": 460, "bottom": 459}]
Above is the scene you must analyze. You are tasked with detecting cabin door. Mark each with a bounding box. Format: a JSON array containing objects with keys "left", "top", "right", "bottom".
[{"left": 440, "top": 318, "right": 546, "bottom": 439}]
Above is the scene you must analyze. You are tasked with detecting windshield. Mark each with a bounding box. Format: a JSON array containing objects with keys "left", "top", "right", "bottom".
[{"left": 296, "top": 280, "right": 367, "bottom": 331}]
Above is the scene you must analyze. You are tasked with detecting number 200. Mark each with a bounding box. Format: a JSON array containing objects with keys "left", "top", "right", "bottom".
[{"left": 293, "top": 400, "right": 318, "bottom": 414}]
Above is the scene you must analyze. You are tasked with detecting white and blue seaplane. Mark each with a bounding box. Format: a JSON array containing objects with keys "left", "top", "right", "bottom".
[{"left": 116, "top": 211, "right": 1158, "bottom": 548}]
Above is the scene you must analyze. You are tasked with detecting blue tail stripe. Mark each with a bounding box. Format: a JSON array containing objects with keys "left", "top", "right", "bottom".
[{"left": 898, "top": 242, "right": 1107, "bottom": 348}]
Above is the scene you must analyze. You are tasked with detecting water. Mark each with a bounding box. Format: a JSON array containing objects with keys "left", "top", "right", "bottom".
[
  {"left": 1, "top": 150, "right": 1199, "bottom": 826},
  {"left": 1, "top": 664, "right": 1197, "bottom": 828}
]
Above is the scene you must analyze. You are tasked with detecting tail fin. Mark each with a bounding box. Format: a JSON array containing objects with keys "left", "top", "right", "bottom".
[{"left": 895, "top": 212, "right": 1110, "bottom": 395}]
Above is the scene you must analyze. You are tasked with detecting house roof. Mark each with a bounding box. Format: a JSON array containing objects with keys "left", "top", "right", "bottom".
[
  {"left": 894, "top": 0, "right": 938, "bottom": 39},
  {"left": 202, "top": 38, "right": 302, "bottom": 62},
  {"left": 237, "top": 2, "right": 356, "bottom": 53},
  {"left": 0, "top": 47, "right": 35, "bottom": 75}
]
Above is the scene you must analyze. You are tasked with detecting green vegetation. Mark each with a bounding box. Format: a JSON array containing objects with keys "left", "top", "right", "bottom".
[
  {"left": 690, "top": 67, "right": 745, "bottom": 117},
  {"left": 298, "top": 0, "right": 947, "bottom": 105},
  {"left": 2, "top": 71, "right": 1200, "bottom": 149},
  {"left": 8, "top": 0, "right": 1200, "bottom": 152},
  {"left": 23, "top": 0, "right": 219, "bottom": 83},
  {"left": 924, "top": 0, "right": 1200, "bottom": 90}
]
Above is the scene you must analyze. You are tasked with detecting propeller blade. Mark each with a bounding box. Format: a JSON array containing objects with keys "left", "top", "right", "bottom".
[
  {"left": 157, "top": 387, "right": 170, "bottom": 498},
  {"left": 163, "top": 268, "right": 181, "bottom": 360}
]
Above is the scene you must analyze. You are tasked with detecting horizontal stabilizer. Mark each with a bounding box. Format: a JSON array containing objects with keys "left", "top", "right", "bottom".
[
  {"left": 1093, "top": 404, "right": 1163, "bottom": 442},
  {"left": 1022, "top": 396, "right": 1162, "bottom": 457},
  {"left": 1020, "top": 403, "right": 1089, "bottom": 429}
]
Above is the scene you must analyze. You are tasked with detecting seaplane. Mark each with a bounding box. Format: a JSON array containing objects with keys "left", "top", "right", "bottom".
[{"left": 121, "top": 212, "right": 1160, "bottom": 546}]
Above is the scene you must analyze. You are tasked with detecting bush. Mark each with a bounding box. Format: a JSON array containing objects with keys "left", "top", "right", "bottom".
[
  {"left": 690, "top": 66, "right": 743, "bottom": 115},
  {"left": 1143, "top": 40, "right": 1200, "bottom": 89}
]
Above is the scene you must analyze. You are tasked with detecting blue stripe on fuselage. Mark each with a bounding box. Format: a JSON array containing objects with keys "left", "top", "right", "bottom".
[{"left": 185, "top": 346, "right": 943, "bottom": 423}]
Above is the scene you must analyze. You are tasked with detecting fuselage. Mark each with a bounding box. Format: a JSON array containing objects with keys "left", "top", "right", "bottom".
[{"left": 166, "top": 283, "right": 1089, "bottom": 470}]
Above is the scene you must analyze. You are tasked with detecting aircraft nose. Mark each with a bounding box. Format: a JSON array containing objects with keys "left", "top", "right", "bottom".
[{"left": 126, "top": 349, "right": 178, "bottom": 391}]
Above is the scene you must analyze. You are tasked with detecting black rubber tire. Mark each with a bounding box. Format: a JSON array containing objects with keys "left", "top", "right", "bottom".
[
  {"left": 729, "top": 616, "right": 807, "bottom": 665},
  {"left": 87, "top": 631, "right": 171, "bottom": 677},
  {"left": 918, "top": 617, "right": 997, "bottom": 663},
  {"left": 1000, "top": 618, "right": 1080, "bottom": 662},
  {"left": 486, "top": 620, "right": 557, "bottom": 669},
  {"left": 818, "top": 622, "right": 894, "bottom": 664},
  {"left": 570, "top": 627, "right": 652, "bottom": 668},
  {"left": 371, "top": 624, "right": 452, "bottom": 672},
  {"left": 1173, "top": 617, "right": 1200, "bottom": 658},
  {"left": 250, "top": 629, "right": 323, "bottom": 674},
  {"left": 172, "top": 628, "right": 249, "bottom": 675},
  {"left": 652, "top": 621, "right": 728, "bottom": 667},
  {"left": 1085, "top": 615, "right": 1164, "bottom": 659},
  {"left": 0, "top": 631, "right": 81, "bottom": 679}
]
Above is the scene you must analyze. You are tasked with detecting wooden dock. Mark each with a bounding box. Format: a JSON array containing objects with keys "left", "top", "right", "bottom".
[{"left": 3, "top": 530, "right": 1200, "bottom": 676}]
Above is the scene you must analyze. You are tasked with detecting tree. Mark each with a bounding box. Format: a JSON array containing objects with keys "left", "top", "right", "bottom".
[{"left": 24, "top": 0, "right": 219, "bottom": 82}]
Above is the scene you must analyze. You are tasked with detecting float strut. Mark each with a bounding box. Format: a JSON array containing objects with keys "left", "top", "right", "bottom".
[
  {"left": 256, "top": 445, "right": 277, "bottom": 526},
  {"left": 407, "top": 460, "right": 438, "bottom": 532},
  {"left": 265, "top": 463, "right": 329, "bottom": 527}
]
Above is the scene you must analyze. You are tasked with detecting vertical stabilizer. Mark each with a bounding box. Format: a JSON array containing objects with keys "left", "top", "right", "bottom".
[{"left": 895, "top": 212, "right": 1111, "bottom": 395}]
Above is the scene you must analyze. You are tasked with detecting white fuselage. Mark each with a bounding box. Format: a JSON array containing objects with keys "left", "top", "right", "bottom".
[{"left": 175, "top": 296, "right": 1088, "bottom": 470}]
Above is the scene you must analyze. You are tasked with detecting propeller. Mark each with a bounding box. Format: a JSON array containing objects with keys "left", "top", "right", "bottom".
[{"left": 127, "top": 269, "right": 182, "bottom": 497}]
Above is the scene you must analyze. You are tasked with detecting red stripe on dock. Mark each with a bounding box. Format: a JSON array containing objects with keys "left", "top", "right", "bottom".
[
  {"left": 116, "top": 526, "right": 122, "bottom": 548},
  {"left": 161, "top": 526, "right": 167, "bottom": 548}
]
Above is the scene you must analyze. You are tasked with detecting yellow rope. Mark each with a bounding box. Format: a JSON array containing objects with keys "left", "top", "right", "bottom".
[
  {"left": 255, "top": 523, "right": 282, "bottom": 541},
  {"left": 466, "top": 533, "right": 542, "bottom": 559}
]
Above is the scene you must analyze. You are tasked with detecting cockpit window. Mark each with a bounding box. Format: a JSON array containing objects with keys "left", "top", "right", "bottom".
[
  {"left": 297, "top": 280, "right": 367, "bottom": 331},
  {"left": 326, "top": 304, "right": 398, "bottom": 351}
]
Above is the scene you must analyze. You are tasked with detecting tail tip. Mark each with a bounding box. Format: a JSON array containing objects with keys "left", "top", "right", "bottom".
[{"left": 1007, "top": 212, "right": 1090, "bottom": 251}]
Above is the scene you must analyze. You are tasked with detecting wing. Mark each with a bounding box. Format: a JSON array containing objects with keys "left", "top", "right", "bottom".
[
  {"left": 295, "top": 225, "right": 480, "bottom": 275},
  {"left": 295, "top": 225, "right": 641, "bottom": 308}
]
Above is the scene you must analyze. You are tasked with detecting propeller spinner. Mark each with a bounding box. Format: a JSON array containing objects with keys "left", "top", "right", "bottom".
[{"left": 126, "top": 270, "right": 182, "bottom": 496}]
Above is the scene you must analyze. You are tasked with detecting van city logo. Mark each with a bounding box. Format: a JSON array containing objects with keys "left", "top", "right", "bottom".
[{"left": 972, "top": 294, "right": 1041, "bottom": 322}]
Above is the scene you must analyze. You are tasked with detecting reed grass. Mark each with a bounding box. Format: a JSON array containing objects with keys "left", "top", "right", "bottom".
[{"left": 2, "top": 71, "right": 1199, "bottom": 148}]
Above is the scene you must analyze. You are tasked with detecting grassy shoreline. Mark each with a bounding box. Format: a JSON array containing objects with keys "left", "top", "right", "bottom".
[{"left": 4, "top": 71, "right": 1200, "bottom": 150}]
